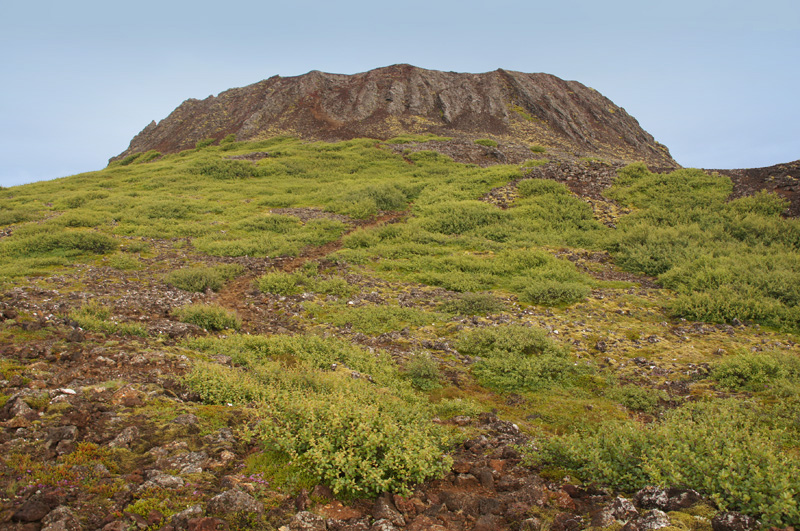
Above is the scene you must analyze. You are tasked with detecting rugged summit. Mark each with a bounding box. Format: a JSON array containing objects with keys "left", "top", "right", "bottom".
[{"left": 113, "top": 64, "right": 676, "bottom": 166}]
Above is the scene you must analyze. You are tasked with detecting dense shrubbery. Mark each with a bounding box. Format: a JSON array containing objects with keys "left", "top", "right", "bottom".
[
  {"left": 184, "top": 334, "right": 451, "bottom": 497},
  {"left": 606, "top": 163, "right": 800, "bottom": 331},
  {"left": 173, "top": 304, "right": 241, "bottom": 331},
  {"left": 438, "top": 292, "right": 505, "bottom": 315},
  {"left": 165, "top": 264, "right": 244, "bottom": 292},
  {"left": 455, "top": 325, "right": 584, "bottom": 392},
  {"left": 532, "top": 400, "right": 800, "bottom": 526},
  {"left": 257, "top": 270, "right": 354, "bottom": 298},
  {"left": 306, "top": 302, "right": 444, "bottom": 335},
  {"left": 404, "top": 353, "right": 443, "bottom": 391},
  {"left": 712, "top": 351, "right": 800, "bottom": 392}
]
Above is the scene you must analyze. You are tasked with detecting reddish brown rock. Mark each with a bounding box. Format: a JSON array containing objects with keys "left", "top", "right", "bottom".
[{"left": 112, "top": 65, "right": 677, "bottom": 168}]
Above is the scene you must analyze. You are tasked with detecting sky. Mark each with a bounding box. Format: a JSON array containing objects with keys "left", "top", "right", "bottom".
[{"left": 1, "top": 0, "right": 798, "bottom": 188}]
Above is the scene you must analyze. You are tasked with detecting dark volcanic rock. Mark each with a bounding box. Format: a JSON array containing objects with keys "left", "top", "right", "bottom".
[
  {"left": 112, "top": 64, "right": 676, "bottom": 167},
  {"left": 711, "top": 159, "right": 800, "bottom": 217}
]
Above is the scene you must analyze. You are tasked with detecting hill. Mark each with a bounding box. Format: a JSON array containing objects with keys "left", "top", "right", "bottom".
[
  {"left": 0, "top": 69, "right": 799, "bottom": 531},
  {"left": 112, "top": 65, "right": 676, "bottom": 168}
]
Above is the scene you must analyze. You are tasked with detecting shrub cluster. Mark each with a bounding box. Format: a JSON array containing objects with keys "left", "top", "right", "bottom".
[
  {"left": 165, "top": 264, "right": 244, "bottom": 292},
  {"left": 532, "top": 400, "right": 800, "bottom": 526},
  {"left": 438, "top": 292, "right": 505, "bottom": 315},
  {"left": 172, "top": 304, "right": 241, "bottom": 331},
  {"left": 69, "top": 302, "right": 147, "bottom": 337},
  {"left": 712, "top": 351, "right": 800, "bottom": 392},
  {"left": 257, "top": 270, "right": 354, "bottom": 298},
  {"left": 607, "top": 163, "right": 800, "bottom": 331},
  {"left": 183, "top": 334, "right": 451, "bottom": 497},
  {"left": 455, "top": 324, "right": 584, "bottom": 392}
]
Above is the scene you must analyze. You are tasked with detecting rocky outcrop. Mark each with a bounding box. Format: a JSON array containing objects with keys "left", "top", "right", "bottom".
[
  {"left": 112, "top": 64, "right": 676, "bottom": 167},
  {"left": 711, "top": 159, "right": 800, "bottom": 217}
]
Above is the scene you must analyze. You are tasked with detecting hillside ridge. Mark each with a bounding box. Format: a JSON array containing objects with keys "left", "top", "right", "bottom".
[{"left": 112, "top": 64, "right": 676, "bottom": 167}]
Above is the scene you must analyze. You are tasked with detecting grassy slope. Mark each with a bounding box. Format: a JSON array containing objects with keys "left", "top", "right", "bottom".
[{"left": 1, "top": 136, "right": 800, "bottom": 524}]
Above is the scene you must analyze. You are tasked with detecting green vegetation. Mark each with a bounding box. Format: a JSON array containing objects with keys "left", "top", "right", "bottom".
[
  {"left": 404, "top": 353, "right": 443, "bottom": 391},
  {"left": 69, "top": 302, "right": 147, "bottom": 337},
  {"left": 474, "top": 138, "right": 498, "bottom": 147},
  {"left": 173, "top": 304, "right": 241, "bottom": 331},
  {"left": 606, "top": 164, "right": 800, "bottom": 331},
  {"left": 184, "top": 334, "right": 451, "bottom": 497},
  {"left": 2, "top": 135, "right": 800, "bottom": 522},
  {"left": 455, "top": 325, "right": 586, "bottom": 392},
  {"left": 530, "top": 145, "right": 547, "bottom": 153},
  {"left": 532, "top": 399, "right": 800, "bottom": 526},
  {"left": 712, "top": 350, "right": 800, "bottom": 392},
  {"left": 165, "top": 263, "right": 244, "bottom": 292},
  {"left": 257, "top": 269, "right": 354, "bottom": 298},
  {"left": 438, "top": 292, "right": 505, "bottom": 315},
  {"left": 306, "top": 302, "right": 444, "bottom": 335}
]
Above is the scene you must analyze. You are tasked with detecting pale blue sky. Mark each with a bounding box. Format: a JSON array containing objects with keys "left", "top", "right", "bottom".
[{"left": 1, "top": 0, "right": 798, "bottom": 187}]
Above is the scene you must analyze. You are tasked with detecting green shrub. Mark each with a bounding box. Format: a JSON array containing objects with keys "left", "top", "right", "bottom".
[
  {"left": 220, "top": 134, "right": 237, "bottom": 144},
  {"left": 0, "top": 209, "right": 36, "bottom": 226},
  {"left": 712, "top": 351, "right": 800, "bottom": 392},
  {"left": 474, "top": 139, "right": 498, "bottom": 148},
  {"left": 195, "top": 138, "right": 215, "bottom": 149},
  {"left": 119, "top": 153, "right": 141, "bottom": 166},
  {"left": 257, "top": 271, "right": 301, "bottom": 296},
  {"left": 4, "top": 230, "right": 117, "bottom": 257},
  {"left": 517, "top": 179, "right": 570, "bottom": 198},
  {"left": 608, "top": 384, "right": 666, "bottom": 414},
  {"left": 532, "top": 400, "right": 800, "bottom": 526},
  {"left": 422, "top": 201, "right": 507, "bottom": 235},
  {"left": 307, "top": 303, "right": 443, "bottom": 335},
  {"left": 173, "top": 304, "right": 241, "bottom": 331},
  {"left": 518, "top": 280, "right": 591, "bottom": 306},
  {"left": 455, "top": 324, "right": 583, "bottom": 392},
  {"left": 108, "top": 254, "right": 141, "bottom": 270},
  {"left": 165, "top": 264, "right": 244, "bottom": 292},
  {"left": 530, "top": 145, "right": 547, "bottom": 153},
  {"left": 69, "top": 302, "right": 147, "bottom": 337},
  {"left": 438, "top": 292, "right": 505, "bottom": 315},
  {"left": 404, "top": 353, "right": 442, "bottom": 391},
  {"left": 190, "top": 159, "right": 263, "bottom": 180},
  {"left": 183, "top": 334, "right": 451, "bottom": 497}
]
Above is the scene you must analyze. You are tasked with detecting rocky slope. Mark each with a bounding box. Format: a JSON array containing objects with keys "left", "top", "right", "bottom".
[
  {"left": 112, "top": 65, "right": 676, "bottom": 167},
  {"left": 712, "top": 159, "right": 800, "bottom": 217}
]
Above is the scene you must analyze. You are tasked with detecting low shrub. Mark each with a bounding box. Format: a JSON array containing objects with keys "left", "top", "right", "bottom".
[
  {"left": 307, "top": 303, "right": 443, "bottom": 335},
  {"left": 712, "top": 351, "right": 800, "bottom": 392},
  {"left": 532, "top": 400, "right": 800, "bottom": 527},
  {"left": 517, "top": 179, "right": 570, "bottom": 198},
  {"left": 4, "top": 230, "right": 117, "bottom": 257},
  {"left": 195, "top": 138, "right": 215, "bottom": 149},
  {"left": 474, "top": 139, "right": 498, "bottom": 148},
  {"left": 257, "top": 271, "right": 301, "bottom": 296},
  {"left": 438, "top": 292, "right": 505, "bottom": 315},
  {"left": 530, "top": 145, "right": 547, "bottom": 153},
  {"left": 404, "top": 353, "right": 442, "bottom": 391},
  {"left": 608, "top": 384, "right": 666, "bottom": 414},
  {"left": 456, "top": 324, "right": 583, "bottom": 392},
  {"left": 173, "top": 304, "right": 241, "bottom": 331},
  {"left": 422, "top": 201, "right": 507, "bottom": 235},
  {"left": 190, "top": 159, "right": 263, "bottom": 180},
  {"left": 165, "top": 264, "right": 244, "bottom": 292},
  {"left": 183, "top": 334, "right": 451, "bottom": 497},
  {"left": 69, "top": 303, "right": 147, "bottom": 337},
  {"left": 518, "top": 280, "right": 591, "bottom": 306},
  {"left": 108, "top": 254, "right": 141, "bottom": 270}
]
